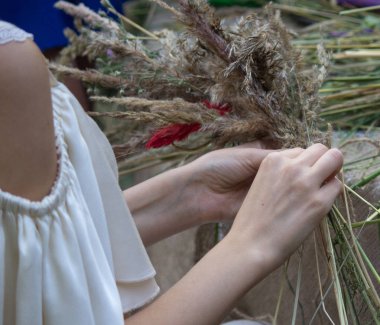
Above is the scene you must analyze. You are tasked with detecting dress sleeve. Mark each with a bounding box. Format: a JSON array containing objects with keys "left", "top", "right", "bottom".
[
  {"left": 0, "top": 21, "right": 33, "bottom": 45},
  {"left": 51, "top": 83, "right": 160, "bottom": 313}
]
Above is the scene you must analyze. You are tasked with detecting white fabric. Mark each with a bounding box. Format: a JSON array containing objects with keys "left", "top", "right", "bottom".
[
  {"left": 0, "top": 21, "right": 33, "bottom": 44},
  {"left": 54, "top": 83, "right": 159, "bottom": 301},
  {"left": 0, "top": 25, "right": 159, "bottom": 324}
]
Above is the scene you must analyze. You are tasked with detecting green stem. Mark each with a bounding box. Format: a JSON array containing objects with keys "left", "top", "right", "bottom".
[
  {"left": 323, "top": 217, "right": 348, "bottom": 325},
  {"left": 354, "top": 238, "right": 380, "bottom": 285},
  {"left": 340, "top": 5, "right": 380, "bottom": 15},
  {"left": 351, "top": 219, "right": 380, "bottom": 228},
  {"left": 320, "top": 103, "right": 380, "bottom": 117},
  {"left": 352, "top": 168, "right": 380, "bottom": 190},
  {"left": 336, "top": 187, "right": 380, "bottom": 307},
  {"left": 362, "top": 289, "right": 380, "bottom": 324},
  {"left": 327, "top": 76, "right": 380, "bottom": 82},
  {"left": 291, "top": 247, "right": 303, "bottom": 325},
  {"left": 273, "top": 262, "right": 287, "bottom": 325},
  {"left": 345, "top": 184, "right": 380, "bottom": 217},
  {"left": 344, "top": 155, "right": 379, "bottom": 167}
]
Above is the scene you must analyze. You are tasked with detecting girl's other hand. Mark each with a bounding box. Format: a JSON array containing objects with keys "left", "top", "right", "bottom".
[
  {"left": 229, "top": 143, "right": 343, "bottom": 272},
  {"left": 185, "top": 141, "right": 275, "bottom": 223}
]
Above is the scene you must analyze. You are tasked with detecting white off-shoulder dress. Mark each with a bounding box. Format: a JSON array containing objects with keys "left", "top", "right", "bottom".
[{"left": 0, "top": 21, "right": 159, "bottom": 325}]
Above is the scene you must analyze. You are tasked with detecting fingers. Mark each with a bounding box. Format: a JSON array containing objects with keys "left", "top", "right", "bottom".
[
  {"left": 296, "top": 143, "right": 329, "bottom": 166},
  {"left": 246, "top": 148, "right": 275, "bottom": 163},
  {"left": 249, "top": 147, "right": 303, "bottom": 168},
  {"left": 318, "top": 177, "right": 343, "bottom": 213},
  {"left": 311, "top": 148, "right": 343, "bottom": 183},
  {"left": 280, "top": 147, "right": 304, "bottom": 158},
  {"left": 294, "top": 144, "right": 343, "bottom": 185},
  {"left": 235, "top": 144, "right": 341, "bottom": 184}
]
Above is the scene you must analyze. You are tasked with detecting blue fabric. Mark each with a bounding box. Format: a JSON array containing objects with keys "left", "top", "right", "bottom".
[{"left": 0, "top": 0, "right": 123, "bottom": 50}]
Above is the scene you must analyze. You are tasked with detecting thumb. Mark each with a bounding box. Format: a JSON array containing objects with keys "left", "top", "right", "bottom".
[
  {"left": 234, "top": 148, "right": 274, "bottom": 169},
  {"left": 237, "top": 147, "right": 304, "bottom": 170}
]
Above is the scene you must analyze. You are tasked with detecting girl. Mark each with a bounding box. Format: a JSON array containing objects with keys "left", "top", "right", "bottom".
[{"left": 0, "top": 21, "right": 343, "bottom": 325}]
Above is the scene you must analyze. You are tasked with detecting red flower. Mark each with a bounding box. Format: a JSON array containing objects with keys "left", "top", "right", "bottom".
[
  {"left": 202, "top": 100, "right": 230, "bottom": 116},
  {"left": 146, "top": 123, "right": 201, "bottom": 149},
  {"left": 145, "top": 100, "right": 230, "bottom": 149}
]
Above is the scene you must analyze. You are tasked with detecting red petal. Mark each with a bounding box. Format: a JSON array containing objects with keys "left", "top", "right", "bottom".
[
  {"left": 146, "top": 123, "right": 201, "bottom": 149},
  {"left": 202, "top": 100, "right": 230, "bottom": 116}
]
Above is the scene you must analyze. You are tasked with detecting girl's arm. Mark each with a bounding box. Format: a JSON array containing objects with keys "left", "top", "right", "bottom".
[
  {"left": 124, "top": 145, "right": 273, "bottom": 246},
  {"left": 0, "top": 40, "right": 57, "bottom": 201},
  {"left": 124, "top": 165, "right": 203, "bottom": 246},
  {"left": 125, "top": 145, "right": 343, "bottom": 324}
]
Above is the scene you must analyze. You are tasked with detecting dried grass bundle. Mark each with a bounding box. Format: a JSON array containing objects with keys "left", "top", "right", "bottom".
[{"left": 55, "top": 0, "right": 328, "bottom": 152}]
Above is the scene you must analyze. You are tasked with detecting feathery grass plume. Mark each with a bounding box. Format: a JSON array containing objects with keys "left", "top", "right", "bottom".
[
  {"left": 152, "top": 0, "right": 231, "bottom": 61},
  {"left": 176, "top": 0, "right": 231, "bottom": 62},
  {"left": 57, "top": 27, "right": 90, "bottom": 65},
  {"left": 89, "top": 110, "right": 201, "bottom": 124},
  {"left": 90, "top": 96, "right": 218, "bottom": 123},
  {"left": 50, "top": 63, "right": 128, "bottom": 90},
  {"left": 85, "top": 39, "right": 154, "bottom": 64},
  {"left": 55, "top": 1, "right": 120, "bottom": 33}
]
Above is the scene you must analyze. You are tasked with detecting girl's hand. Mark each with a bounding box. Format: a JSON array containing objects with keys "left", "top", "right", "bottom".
[
  {"left": 185, "top": 142, "right": 274, "bottom": 223},
  {"left": 125, "top": 141, "right": 274, "bottom": 245},
  {"left": 229, "top": 143, "right": 343, "bottom": 272}
]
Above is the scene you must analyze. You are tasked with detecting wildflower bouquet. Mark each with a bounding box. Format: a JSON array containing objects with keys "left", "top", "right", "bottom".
[{"left": 53, "top": 0, "right": 327, "bottom": 161}]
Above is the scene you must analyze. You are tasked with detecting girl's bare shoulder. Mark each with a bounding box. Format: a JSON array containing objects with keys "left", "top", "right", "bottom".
[{"left": 0, "top": 40, "right": 58, "bottom": 201}]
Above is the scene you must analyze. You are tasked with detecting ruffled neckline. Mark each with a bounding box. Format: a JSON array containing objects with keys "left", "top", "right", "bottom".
[
  {"left": 0, "top": 21, "right": 33, "bottom": 45},
  {"left": 0, "top": 102, "right": 70, "bottom": 216}
]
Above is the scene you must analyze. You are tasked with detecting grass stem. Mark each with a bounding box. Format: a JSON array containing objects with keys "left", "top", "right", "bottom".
[{"left": 291, "top": 247, "right": 304, "bottom": 325}]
